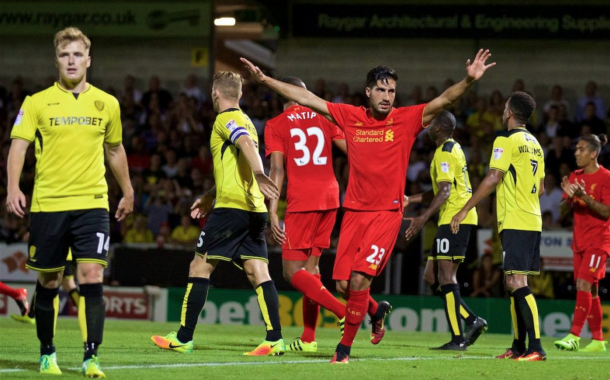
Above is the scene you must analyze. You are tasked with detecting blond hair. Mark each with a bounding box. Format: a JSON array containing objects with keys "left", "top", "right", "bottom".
[
  {"left": 54, "top": 27, "right": 91, "bottom": 52},
  {"left": 213, "top": 71, "right": 243, "bottom": 99}
]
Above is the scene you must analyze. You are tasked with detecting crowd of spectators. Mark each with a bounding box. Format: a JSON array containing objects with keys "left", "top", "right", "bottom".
[{"left": 1, "top": 73, "right": 609, "bottom": 298}]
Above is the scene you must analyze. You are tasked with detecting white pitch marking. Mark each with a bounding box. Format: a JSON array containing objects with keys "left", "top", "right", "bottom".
[{"left": 0, "top": 355, "right": 607, "bottom": 373}]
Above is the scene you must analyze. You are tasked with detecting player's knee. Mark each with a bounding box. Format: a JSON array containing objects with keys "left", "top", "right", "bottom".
[
  {"left": 39, "top": 271, "right": 62, "bottom": 288},
  {"left": 576, "top": 278, "right": 593, "bottom": 292},
  {"left": 282, "top": 267, "right": 294, "bottom": 283}
]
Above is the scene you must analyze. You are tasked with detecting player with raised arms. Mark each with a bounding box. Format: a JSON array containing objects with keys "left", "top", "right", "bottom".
[{"left": 242, "top": 48, "right": 495, "bottom": 363}]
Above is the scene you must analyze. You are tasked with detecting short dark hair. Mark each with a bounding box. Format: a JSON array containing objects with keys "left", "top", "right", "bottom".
[
  {"left": 508, "top": 91, "right": 536, "bottom": 124},
  {"left": 366, "top": 66, "right": 398, "bottom": 88},
  {"left": 431, "top": 110, "right": 456, "bottom": 135},
  {"left": 279, "top": 77, "right": 306, "bottom": 105},
  {"left": 580, "top": 133, "right": 608, "bottom": 156}
]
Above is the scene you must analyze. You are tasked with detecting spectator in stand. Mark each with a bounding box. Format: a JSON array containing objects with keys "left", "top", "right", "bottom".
[
  {"left": 145, "top": 190, "right": 174, "bottom": 236},
  {"left": 170, "top": 214, "right": 200, "bottom": 247},
  {"left": 142, "top": 75, "right": 173, "bottom": 112},
  {"left": 155, "top": 222, "right": 172, "bottom": 248},
  {"left": 127, "top": 135, "right": 151, "bottom": 172},
  {"left": 162, "top": 149, "right": 179, "bottom": 178},
  {"left": 192, "top": 146, "right": 213, "bottom": 177},
  {"left": 539, "top": 105, "right": 561, "bottom": 138},
  {"left": 174, "top": 158, "right": 193, "bottom": 189},
  {"left": 557, "top": 104, "right": 578, "bottom": 139},
  {"left": 143, "top": 153, "right": 166, "bottom": 189},
  {"left": 543, "top": 85, "right": 570, "bottom": 119},
  {"left": 123, "top": 75, "right": 142, "bottom": 103},
  {"left": 578, "top": 102, "right": 606, "bottom": 135},
  {"left": 332, "top": 82, "right": 350, "bottom": 103},
  {"left": 124, "top": 214, "right": 155, "bottom": 243},
  {"left": 489, "top": 90, "right": 505, "bottom": 116},
  {"left": 471, "top": 254, "right": 502, "bottom": 298},
  {"left": 180, "top": 74, "right": 205, "bottom": 105},
  {"left": 576, "top": 81, "right": 605, "bottom": 122},
  {"left": 466, "top": 98, "right": 502, "bottom": 138},
  {"left": 546, "top": 136, "right": 576, "bottom": 180},
  {"left": 539, "top": 173, "right": 563, "bottom": 224}
]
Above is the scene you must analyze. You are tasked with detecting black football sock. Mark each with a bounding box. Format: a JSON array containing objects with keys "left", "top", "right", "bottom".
[
  {"left": 513, "top": 286, "right": 543, "bottom": 352},
  {"left": 79, "top": 283, "right": 105, "bottom": 361},
  {"left": 441, "top": 284, "right": 465, "bottom": 344},
  {"left": 35, "top": 282, "right": 59, "bottom": 356},
  {"left": 177, "top": 277, "right": 210, "bottom": 343},
  {"left": 256, "top": 280, "right": 282, "bottom": 341}
]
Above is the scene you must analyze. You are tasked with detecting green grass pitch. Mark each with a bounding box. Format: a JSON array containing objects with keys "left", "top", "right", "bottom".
[{"left": 0, "top": 317, "right": 608, "bottom": 379}]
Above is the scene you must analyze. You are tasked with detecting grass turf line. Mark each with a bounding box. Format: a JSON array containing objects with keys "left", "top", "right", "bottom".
[{"left": 0, "top": 318, "right": 607, "bottom": 379}]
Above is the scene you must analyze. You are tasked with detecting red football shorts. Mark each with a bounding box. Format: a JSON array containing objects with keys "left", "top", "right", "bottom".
[
  {"left": 573, "top": 249, "right": 609, "bottom": 284},
  {"left": 282, "top": 209, "right": 338, "bottom": 261},
  {"left": 333, "top": 210, "right": 403, "bottom": 280}
]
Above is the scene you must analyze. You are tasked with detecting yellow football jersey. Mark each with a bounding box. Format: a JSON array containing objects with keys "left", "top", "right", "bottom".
[
  {"left": 211, "top": 108, "right": 266, "bottom": 212},
  {"left": 10, "top": 83, "right": 122, "bottom": 212},
  {"left": 489, "top": 128, "right": 545, "bottom": 232},
  {"left": 431, "top": 139, "right": 478, "bottom": 226}
]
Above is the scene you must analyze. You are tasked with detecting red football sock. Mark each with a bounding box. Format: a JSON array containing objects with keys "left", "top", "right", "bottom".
[
  {"left": 340, "top": 288, "right": 369, "bottom": 347},
  {"left": 0, "top": 281, "right": 21, "bottom": 299},
  {"left": 291, "top": 270, "right": 345, "bottom": 319},
  {"left": 301, "top": 274, "right": 321, "bottom": 343},
  {"left": 368, "top": 296, "right": 378, "bottom": 317},
  {"left": 570, "top": 290, "right": 592, "bottom": 337},
  {"left": 588, "top": 296, "right": 604, "bottom": 341}
]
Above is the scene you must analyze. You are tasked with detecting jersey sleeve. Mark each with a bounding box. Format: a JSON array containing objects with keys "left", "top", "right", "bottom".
[
  {"left": 400, "top": 104, "right": 429, "bottom": 137},
  {"left": 489, "top": 136, "right": 513, "bottom": 172},
  {"left": 264, "top": 120, "right": 284, "bottom": 157},
  {"left": 434, "top": 150, "right": 455, "bottom": 184},
  {"left": 326, "top": 102, "right": 355, "bottom": 130},
  {"left": 215, "top": 114, "right": 250, "bottom": 144},
  {"left": 104, "top": 99, "right": 123, "bottom": 145},
  {"left": 322, "top": 117, "right": 345, "bottom": 140},
  {"left": 10, "top": 96, "right": 38, "bottom": 142}
]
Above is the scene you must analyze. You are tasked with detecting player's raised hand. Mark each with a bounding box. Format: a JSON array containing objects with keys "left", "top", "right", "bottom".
[
  {"left": 570, "top": 179, "right": 587, "bottom": 198},
  {"left": 404, "top": 215, "right": 426, "bottom": 241},
  {"left": 269, "top": 213, "right": 286, "bottom": 244},
  {"left": 240, "top": 57, "right": 266, "bottom": 83},
  {"left": 115, "top": 196, "right": 134, "bottom": 222},
  {"left": 466, "top": 49, "right": 496, "bottom": 82},
  {"left": 6, "top": 188, "right": 27, "bottom": 218},
  {"left": 191, "top": 193, "right": 215, "bottom": 219},
  {"left": 561, "top": 176, "right": 574, "bottom": 198},
  {"left": 450, "top": 210, "right": 467, "bottom": 234},
  {"left": 254, "top": 173, "right": 280, "bottom": 200}
]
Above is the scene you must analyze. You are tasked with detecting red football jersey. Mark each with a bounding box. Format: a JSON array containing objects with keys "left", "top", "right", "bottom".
[
  {"left": 265, "top": 105, "right": 345, "bottom": 212},
  {"left": 565, "top": 167, "right": 610, "bottom": 253},
  {"left": 327, "top": 102, "right": 427, "bottom": 211}
]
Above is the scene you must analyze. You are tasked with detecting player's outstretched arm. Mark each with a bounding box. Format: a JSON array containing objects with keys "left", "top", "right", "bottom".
[
  {"left": 450, "top": 169, "right": 503, "bottom": 233},
  {"left": 191, "top": 186, "right": 216, "bottom": 219},
  {"left": 268, "top": 152, "right": 286, "bottom": 244},
  {"left": 423, "top": 49, "right": 496, "bottom": 125},
  {"left": 240, "top": 57, "right": 334, "bottom": 123},
  {"left": 105, "top": 143, "right": 134, "bottom": 221},
  {"left": 6, "top": 139, "right": 29, "bottom": 218},
  {"left": 405, "top": 185, "right": 450, "bottom": 240},
  {"left": 571, "top": 179, "right": 610, "bottom": 219},
  {"left": 235, "top": 135, "right": 280, "bottom": 200}
]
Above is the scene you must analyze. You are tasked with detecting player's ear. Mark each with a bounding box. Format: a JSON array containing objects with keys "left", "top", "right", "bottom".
[
  {"left": 86, "top": 55, "right": 91, "bottom": 68},
  {"left": 365, "top": 87, "right": 371, "bottom": 98}
]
